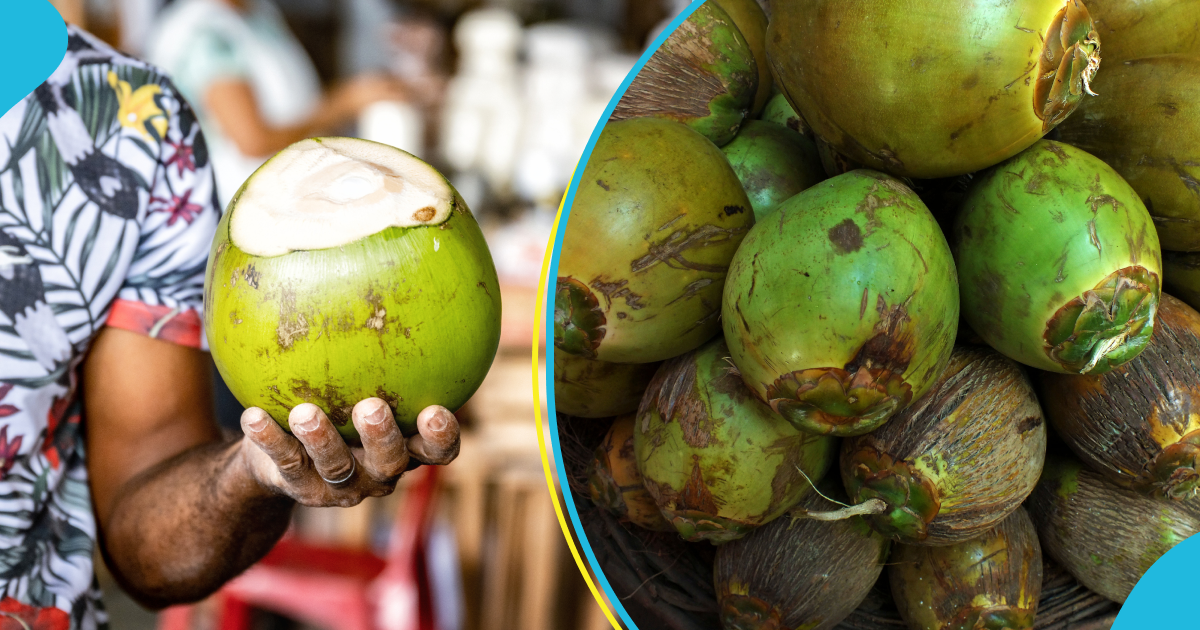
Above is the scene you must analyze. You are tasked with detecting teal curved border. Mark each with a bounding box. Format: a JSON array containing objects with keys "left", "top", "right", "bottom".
[
  {"left": 1111, "top": 531, "right": 1198, "bottom": 628},
  {"left": 543, "top": 2, "right": 704, "bottom": 628},
  {"left": 0, "top": 1, "right": 67, "bottom": 119}
]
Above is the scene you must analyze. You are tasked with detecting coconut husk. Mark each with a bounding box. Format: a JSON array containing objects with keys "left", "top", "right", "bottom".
[
  {"left": 558, "top": 412, "right": 614, "bottom": 497},
  {"left": 714, "top": 485, "right": 888, "bottom": 629},
  {"left": 890, "top": 507, "right": 1042, "bottom": 629},
  {"left": 831, "top": 560, "right": 1118, "bottom": 630},
  {"left": 840, "top": 346, "right": 1047, "bottom": 546},
  {"left": 1038, "top": 294, "right": 1200, "bottom": 500},
  {"left": 561, "top": 412, "right": 721, "bottom": 630},
  {"left": 576, "top": 496, "right": 721, "bottom": 630},
  {"left": 1032, "top": 561, "right": 1120, "bottom": 630}
]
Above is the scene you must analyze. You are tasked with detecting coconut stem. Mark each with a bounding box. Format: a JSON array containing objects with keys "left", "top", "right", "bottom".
[{"left": 792, "top": 498, "right": 888, "bottom": 522}]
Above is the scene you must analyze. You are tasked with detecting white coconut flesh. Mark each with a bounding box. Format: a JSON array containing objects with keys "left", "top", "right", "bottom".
[{"left": 230, "top": 137, "right": 454, "bottom": 257}]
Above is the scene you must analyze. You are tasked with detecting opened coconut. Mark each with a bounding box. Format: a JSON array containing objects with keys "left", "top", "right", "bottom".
[{"left": 204, "top": 137, "right": 502, "bottom": 440}]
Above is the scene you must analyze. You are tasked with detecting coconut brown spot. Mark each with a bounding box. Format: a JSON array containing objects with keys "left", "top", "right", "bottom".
[
  {"left": 667, "top": 278, "right": 715, "bottom": 307},
  {"left": 289, "top": 379, "right": 354, "bottom": 426},
  {"left": 893, "top": 510, "right": 1041, "bottom": 629},
  {"left": 362, "top": 288, "right": 389, "bottom": 334},
  {"left": 647, "top": 352, "right": 716, "bottom": 450},
  {"left": 828, "top": 219, "right": 864, "bottom": 254},
  {"left": 765, "top": 433, "right": 821, "bottom": 512},
  {"left": 243, "top": 264, "right": 260, "bottom": 289},
  {"left": 677, "top": 457, "right": 720, "bottom": 515},
  {"left": 845, "top": 295, "right": 916, "bottom": 376},
  {"left": 277, "top": 314, "right": 308, "bottom": 349},
  {"left": 630, "top": 223, "right": 749, "bottom": 274},
  {"left": 365, "top": 308, "right": 386, "bottom": 331},
  {"left": 590, "top": 276, "right": 645, "bottom": 310},
  {"left": 276, "top": 287, "right": 309, "bottom": 350},
  {"left": 412, "top": 206, "right": 436, "bottom": 222},
  {"left": 1018, "top": 415, "right": 1043, "bottom": 434},
  {"left": 374, "top": 388, "right": 401, "bottom": 406}
]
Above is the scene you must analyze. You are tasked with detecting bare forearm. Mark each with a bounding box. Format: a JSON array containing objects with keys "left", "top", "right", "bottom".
[{"left": 100, "top": 440, "right": 294, "bottom": 609}]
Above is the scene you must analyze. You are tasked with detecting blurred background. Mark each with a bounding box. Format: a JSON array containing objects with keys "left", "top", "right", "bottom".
[{"left": 42, "top": 0, "right": 693, "bottom": 628}]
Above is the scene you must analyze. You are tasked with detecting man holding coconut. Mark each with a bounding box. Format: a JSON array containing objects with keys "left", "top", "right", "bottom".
[{"left": 0, "top": 27, "right": 459, "bottom": 628}]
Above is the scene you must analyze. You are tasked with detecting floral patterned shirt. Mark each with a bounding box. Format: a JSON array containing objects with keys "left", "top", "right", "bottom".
[{"left": 0, "top": 27, "right": 220, "bottom": 629}]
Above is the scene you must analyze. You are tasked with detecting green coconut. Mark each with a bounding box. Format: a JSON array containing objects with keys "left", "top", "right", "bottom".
[
  {"left": 587, "top": 414, "right": 675, "bottom": 532},
  {"left": 611, "top": 1, "right": 757, "bottom": 146},
  {"left": 1081, "top": 0, "right": 1200, "bottom": 63},
  {"left": 633, "top": 337, "right": 837, "bottom": 544},
  {"left": 841, "top": 346, "right": 1047, "bottom": 545},
  {"left": 890, "top": 507, "right": 1043, "bottom": 630},
  {"left": 204, "top": 138, "right": 501, "bottom": 439},
  {"left": 722, "top": 169, "right": 959, "bottom": 436},
  {"left": 953, "top": 140, "right": 1162, "bottom": 375},
  {"left": 711, "top": 0, "right": 772, "bottom": 116},
  {"left": 553, "top": 352, "right": 660, "bottom": 418},
  {"left": 714, "top": 484, "right": 889, "bottom": 630},
  {"left": 721, "top": 120, "right": 824, "bottom": 222},
  {"left": 1028, "top": 453, "right": 1200, "bottom": 603},
  {"left": 767, "top": 0, "right": 1101, "bottom": 178},
  {"left": 1164, "top": 251, "right": 1200, "bottom": 310},
  {"left": 1038, "top": 294, "right": 1200, "bottom": 500},
  {"left": 1057, "top": 54, "right": 1200, "bottom": 252},
  {"left": 758, "top": 92, "right": 811, "bottom": 138},
  {"left": 556, "top": 118, "right": 753, "bottom": 364}
]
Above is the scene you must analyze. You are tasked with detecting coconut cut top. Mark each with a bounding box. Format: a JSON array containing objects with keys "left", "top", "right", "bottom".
[{"left": 230, "top": 137, "right": 453, "bottom": 257}]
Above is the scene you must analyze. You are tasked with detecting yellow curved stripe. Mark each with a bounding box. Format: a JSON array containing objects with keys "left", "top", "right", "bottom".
[{"left": 532, "top": 189, "right": 623, "bottom": 630}]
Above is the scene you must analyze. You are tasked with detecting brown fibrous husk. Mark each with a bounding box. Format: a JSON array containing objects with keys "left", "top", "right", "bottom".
[
  {"left": 1028, "top": 453, "right": 1200, "bottom": 603},
  {"left": 841, "top": 346, "right": 1047, "bottom": 545},
  {"left": 890, "top": 507, "right": 1042, "bottom": 629},
  {"left": 714, "top": 484, "right": 889, "bottom": 630},
  {"left": 1038, "top": 293, "right": 1200, "bottom": 500},
  {"left": 832, "top": 559, "right": 1118, "bottom": 630}
]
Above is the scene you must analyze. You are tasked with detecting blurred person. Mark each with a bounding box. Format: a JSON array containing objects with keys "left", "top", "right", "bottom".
[
  {"left": 0, "top": 27, "right": 459, "bottom": 629},
  {"left": 145, "top": 0, "right": 409, "bottom": 207}
]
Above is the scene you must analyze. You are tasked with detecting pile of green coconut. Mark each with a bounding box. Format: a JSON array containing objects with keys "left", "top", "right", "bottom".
[{"left": 554, "top": 0, "right": 1200, "bottom": 628}]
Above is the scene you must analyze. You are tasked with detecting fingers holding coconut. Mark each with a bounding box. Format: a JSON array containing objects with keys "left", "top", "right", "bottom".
[
  {"left": 288, "top": 403, "right": 360, "bottom": 488},
  {"left": 405, "top": 405, "right": 460, "bottom": 466},
  {"left": 240, "top": 406, "right": 319, "bottom": 491},
  {"left": 351, "top": 398, "right": 410, "bottom": 483}
]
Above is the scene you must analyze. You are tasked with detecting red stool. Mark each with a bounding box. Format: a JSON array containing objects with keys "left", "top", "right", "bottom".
[{"left": 157, "top": 465, "right": 440, "bottom": 630}]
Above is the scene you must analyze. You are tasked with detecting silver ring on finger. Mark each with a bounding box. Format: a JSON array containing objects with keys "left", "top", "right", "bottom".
[{"left": 319, "top": 458, "right": 357, "bottom": 487}]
